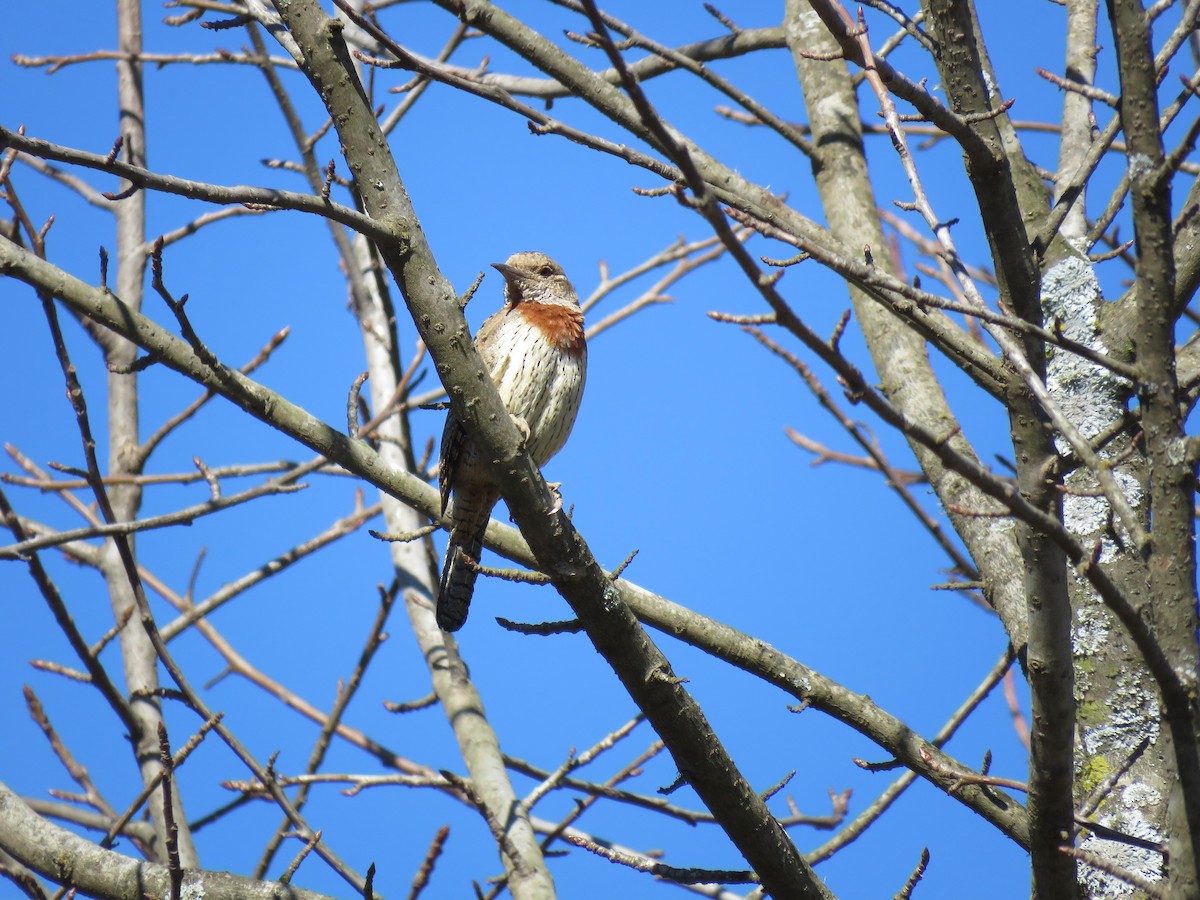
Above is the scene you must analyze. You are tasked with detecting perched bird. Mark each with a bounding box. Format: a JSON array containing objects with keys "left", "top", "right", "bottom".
[{"left": 437, "top": 251, "right": 587, "bottom": 632}]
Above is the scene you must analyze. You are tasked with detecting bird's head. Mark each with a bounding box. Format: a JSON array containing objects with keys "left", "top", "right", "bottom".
[{"left": 492, "top": 251, "right": 578, "bottom": 309}]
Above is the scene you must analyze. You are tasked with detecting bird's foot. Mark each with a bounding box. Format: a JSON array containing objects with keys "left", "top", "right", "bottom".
[{"left": 510, "top": 414, "right": 531, "bottom": 450}]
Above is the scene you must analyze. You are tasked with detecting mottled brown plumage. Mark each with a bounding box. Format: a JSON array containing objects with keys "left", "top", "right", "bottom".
[{"left": 437, "top": 252, "right": 587, "bottom": 631}]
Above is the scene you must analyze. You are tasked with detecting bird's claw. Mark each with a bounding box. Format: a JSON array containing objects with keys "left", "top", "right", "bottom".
[
  {"left": 546, "top": 481, "right": 563, "bottom": 515},
  {"left": 511, "top": 414, "right": 531, "bottom": 450}
]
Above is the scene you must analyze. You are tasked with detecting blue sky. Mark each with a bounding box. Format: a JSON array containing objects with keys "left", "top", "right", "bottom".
[{"left": 0, "top": 1, "right": 1145, "bottom": 896}]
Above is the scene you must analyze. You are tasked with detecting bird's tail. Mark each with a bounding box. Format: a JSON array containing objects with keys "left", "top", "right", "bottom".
[{"left": 439, "top": 520, "right": 484, "bottom": 633}]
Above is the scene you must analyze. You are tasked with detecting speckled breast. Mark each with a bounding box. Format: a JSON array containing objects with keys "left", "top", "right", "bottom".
[{"left": 490, "top": 309, "right": 587, "bottom": 467}]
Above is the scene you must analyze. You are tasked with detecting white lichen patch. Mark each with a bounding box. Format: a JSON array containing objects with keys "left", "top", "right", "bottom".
[
  {"left": 1080, "top": 680, "right": 1159, "bottom": 757},
  {"left": 1062, "top": 493, "right": 1109, "bottom": 549},
  {"left": 1042, "top": 256, "right": 1161, "bottom": 899},
  {"left": 1079, "top": 784, "right": 1164, "bottom": 898},
  {"left": 1112, "top": 468, "right": 1143, "bottom": 506},
  {"left": 1079, "top": 831, "right": 1162, "bottom": 897},
  {"left": 1042, "top": 257, "right": 1141, "bottom": 549},
  {"left": 1074, "top": 602, "right": 1160, "bottom": 759},
  {"left": 1072, "top": 601, "right": 1110, "bottom": 657},
  {"left": 1127, "top": 152, "right": 1155, "bottom": 180},
  {"left": 1107, "top": 469, "right": 1146, "bottom": 549},
  {"left": 1043, "top": 256, "right": 1101, "bottom": 343},
  {"left": 1121, "top": 782, "right": 1163, "bottom": 814},
  {"left": 1043, "top": 256, "right": 1129, "bottom": 443},
  {"left": 1063, "top": 469, "right": 1145, "bottom": 561},
  {"left": 1167, "top": 435, "right": 1190, "bottom": 465}
]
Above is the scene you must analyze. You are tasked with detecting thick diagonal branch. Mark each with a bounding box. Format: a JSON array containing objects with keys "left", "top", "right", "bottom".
[{"left": 266, "top": 1, "right": 829, "bottom": 896}]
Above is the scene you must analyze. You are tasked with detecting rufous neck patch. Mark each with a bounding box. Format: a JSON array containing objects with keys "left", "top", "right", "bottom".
[{"left": 516, "top": 302, "right": 586, "bottom": 354}]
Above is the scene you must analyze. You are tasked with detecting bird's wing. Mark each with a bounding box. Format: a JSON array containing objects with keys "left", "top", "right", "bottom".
[
  {"left": 476, "top": 307, "right": 514, "bottom": 379},
  {"left": 439, "top": 308, "right": 514, "bottom": 516},
  {"left": 438, "top": 413, "right": 466, "bottom": 517}
]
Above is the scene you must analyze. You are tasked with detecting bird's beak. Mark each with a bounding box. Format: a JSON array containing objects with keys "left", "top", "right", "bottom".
[
  {"left": 492, "top": 263, "right": 527, "bottom": 305},
  {"left": 491, "top": 262, "right": 521, "bottom": 280}
]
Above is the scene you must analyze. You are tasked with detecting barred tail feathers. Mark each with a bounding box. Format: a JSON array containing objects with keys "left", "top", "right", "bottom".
[
  {"left": 438, "top": 526, "right": 485, "bottom": 631},
  {"left": 437, "top": 486, "right": 498, "bottom": 632}
]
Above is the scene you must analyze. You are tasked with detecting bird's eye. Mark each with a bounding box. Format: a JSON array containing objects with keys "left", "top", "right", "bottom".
[{"left": 538, "top": 265, "right": 555, "bottom": 276}]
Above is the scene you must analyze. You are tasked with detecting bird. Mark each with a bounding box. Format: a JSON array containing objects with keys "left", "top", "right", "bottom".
[{"left": 436, "top": 251, "right": 587, "bottom": 632}]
